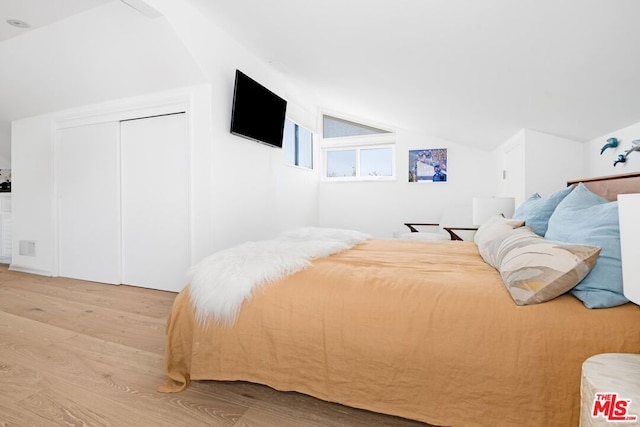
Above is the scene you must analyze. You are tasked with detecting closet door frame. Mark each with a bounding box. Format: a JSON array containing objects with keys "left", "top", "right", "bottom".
[{"left": 52, "top": 92, "right": 194, "bottom": 281}]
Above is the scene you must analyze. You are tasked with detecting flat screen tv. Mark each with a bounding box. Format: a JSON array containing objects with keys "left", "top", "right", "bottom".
[{"left": 230, "top": 70, "right": 287, "bottom": 148}]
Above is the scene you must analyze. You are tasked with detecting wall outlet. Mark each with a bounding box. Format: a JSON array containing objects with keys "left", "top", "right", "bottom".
[
  {"left": 392, "top": 231, "right": 399, "bottom": 238},
  {"left": 19, "top": 240, "right": 36, "bottom": 256}
]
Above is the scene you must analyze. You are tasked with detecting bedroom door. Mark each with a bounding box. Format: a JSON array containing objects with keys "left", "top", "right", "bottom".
[
  {"left": 120, "top": 113, "right": 190, "bottom": 292},
  {"left": 503, "top": 141, "right": 525, "bottom": 206}
]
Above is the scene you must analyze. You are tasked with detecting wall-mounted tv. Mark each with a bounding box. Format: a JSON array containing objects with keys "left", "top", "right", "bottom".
[{"left": 230, "top": 69, "right": 287, "bottom": 148}]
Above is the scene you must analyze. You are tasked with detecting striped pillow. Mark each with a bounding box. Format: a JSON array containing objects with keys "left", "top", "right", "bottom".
[
  {"left": 496, "top": 227, "right": 601, "bottom": 305},
  {"left": 474, "top": 215, "right": 526, "bottom": 268}
]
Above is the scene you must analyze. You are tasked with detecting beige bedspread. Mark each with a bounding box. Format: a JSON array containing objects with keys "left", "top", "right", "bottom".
[{"left": 160, "top": 239, "right": 640, "bottom": 426}]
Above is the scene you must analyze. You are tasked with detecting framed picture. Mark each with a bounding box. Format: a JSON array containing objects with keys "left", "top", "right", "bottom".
[
  {"left": 408, "top": 148, "right": 447, "bottom": 182},
  {"left": 0, "top": 169, "right": 10, "bottom": 192}
]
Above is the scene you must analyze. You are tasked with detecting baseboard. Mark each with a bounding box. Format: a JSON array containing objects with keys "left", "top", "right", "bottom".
[{"left": 8, "top": 264, "right": 53, "bottom": 277}]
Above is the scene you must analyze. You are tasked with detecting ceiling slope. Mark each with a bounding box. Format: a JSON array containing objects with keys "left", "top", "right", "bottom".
[
  {"left": 186, "top": 0, "right": 640, "bottom": 149},
  {"left": 0, "top": 0, "right": 204, "bottom": 126}
]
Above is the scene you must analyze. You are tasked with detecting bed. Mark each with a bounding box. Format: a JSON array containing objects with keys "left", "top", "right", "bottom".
[{"left": 159, "top": 173, "right": 640, "bottom": 426}]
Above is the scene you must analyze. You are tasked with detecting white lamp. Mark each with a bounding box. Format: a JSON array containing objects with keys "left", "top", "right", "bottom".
[
  {"left": 618, "top": 193, "right": 640, "bottom": 305},
  {"left": 472, "top": 197, "right": 516, "bottom": 226}
]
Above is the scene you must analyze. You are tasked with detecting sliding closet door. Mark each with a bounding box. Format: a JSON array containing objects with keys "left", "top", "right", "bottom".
[
  {"left": 57, "top": 122, "right": 121, "bottom": 284},
  {"left": 120, "top": 113, "right": 189, "bottom": 292}
]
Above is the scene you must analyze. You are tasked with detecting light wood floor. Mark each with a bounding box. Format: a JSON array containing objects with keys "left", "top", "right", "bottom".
[{"left": 0, "top": 265, "right": 429, "bottom": 427}]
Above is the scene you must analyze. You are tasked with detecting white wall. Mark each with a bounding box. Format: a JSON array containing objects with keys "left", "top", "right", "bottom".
[
  {"left": 522, "top": 129, "right": 585, "bottom": 196},
  {"left": 10, "top": 3, "right": 320, "bottom": 276},
  {"left": 584, "top": 121, "right": 640, "bottom": 177},
  {"left": 319, "top": 129, "right": 500, "bottom": 238},
  {"left": 147, "top": 0, "right": 321, "bottom": 250},
  {"left": 11, "top": 114, "right": 55, "bottom": 275}
]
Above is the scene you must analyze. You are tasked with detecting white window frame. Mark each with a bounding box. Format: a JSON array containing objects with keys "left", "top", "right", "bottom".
[
  {"left": 283, "top": 118, "right": 315, "bottom": 171},
  {"left": 320, "top": 127, "right": 397, "bottom": 182}
]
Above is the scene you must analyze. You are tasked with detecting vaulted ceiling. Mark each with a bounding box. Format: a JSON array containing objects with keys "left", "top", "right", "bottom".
[
  {"left": 189, "top": 0, "right": 640, "bottom": 148},
  {"left": 0, "top": 0, "right": 111, "bottom": 42},
  {"left": 2, "top": 0, "right": 640, "bottom": 151},
  {"left": 0, "top": 0, "right": 203, "bottom": 143}
]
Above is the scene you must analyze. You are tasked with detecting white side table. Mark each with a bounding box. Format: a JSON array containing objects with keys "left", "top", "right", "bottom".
[{"left": 581, "top": 353, "right": 640, "bottom": 426}]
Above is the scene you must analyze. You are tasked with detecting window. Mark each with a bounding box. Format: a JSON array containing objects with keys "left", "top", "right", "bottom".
[
  {"left": 326, "top": 150, "right": 356, "bottom": 177},
  {"left": 322, "top": 114, "right": 395, "bottom": 181},
  {"left": 283, "top": 118, "right": 313, "bottom": 169},
  {"left": 325, "top": 147, "right": 394, "bottom": 178},
  {"left": 323, "top": 115, "right": 391, "bottom": 139},
  {"left": 360, "top": 147, "right": 393, "bottom": 176}
]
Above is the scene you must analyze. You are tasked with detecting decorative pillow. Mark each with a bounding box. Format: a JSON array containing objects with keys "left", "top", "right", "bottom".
[
  {"left": 545, "top": 183, "right": 627, "bottom": 308},
  {"left": 474, "top": 214, "right": 525, "bottom": 268},
  {"left": 512, "top": 185, "right": 574, "bottom": 236},
  {"left": 496, "top": 227, "right": 601, "bottom": 305}
]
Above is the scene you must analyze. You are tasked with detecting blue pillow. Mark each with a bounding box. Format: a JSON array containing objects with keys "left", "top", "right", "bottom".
[
  {"left": 512, "top": 185, "right": 574, "bottom": 236},
  {"left": 545, "top": 183, "right": 627, "bottom": 308}
]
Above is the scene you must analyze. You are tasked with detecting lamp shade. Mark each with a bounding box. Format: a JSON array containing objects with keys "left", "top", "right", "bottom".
[
  {"left": 618, "top": 193, "right": 640, "bottom": 305},
  {"left": 472, "top": 197, "right": 515, "bottom": 226}
]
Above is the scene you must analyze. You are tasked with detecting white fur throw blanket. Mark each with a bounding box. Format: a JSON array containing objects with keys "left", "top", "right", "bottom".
[{"left": 189, "top": 227, "right": 371, "bottom": 325}]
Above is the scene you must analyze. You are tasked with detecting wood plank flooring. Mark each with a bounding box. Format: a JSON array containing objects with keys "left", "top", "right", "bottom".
[{"left": 0, "top": 266, "right": 429, "bottom": 427}]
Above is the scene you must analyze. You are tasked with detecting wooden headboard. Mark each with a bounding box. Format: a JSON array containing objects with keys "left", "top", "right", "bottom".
[{"left": 567, "top": 172, "right": 640, "bottom": 201}]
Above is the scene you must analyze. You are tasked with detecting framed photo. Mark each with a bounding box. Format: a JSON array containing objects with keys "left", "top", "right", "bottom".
[
  {"left": 408, "top": 149, "right": 447, "bottom": 182},
  {"left": 0, "top": 169, "right": 10, "bottom": 192}
]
